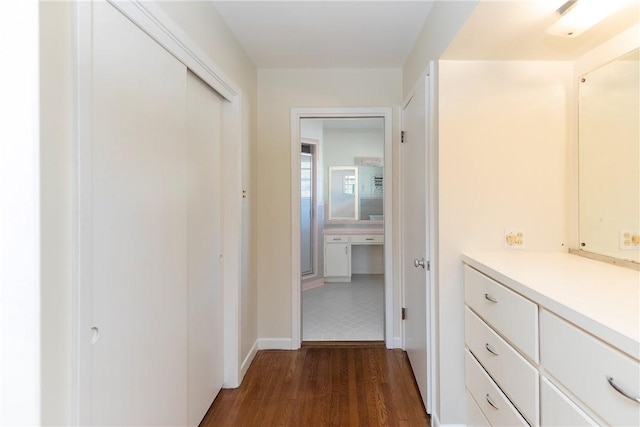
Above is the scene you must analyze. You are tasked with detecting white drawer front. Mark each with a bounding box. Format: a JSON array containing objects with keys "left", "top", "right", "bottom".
[
  {"left": 541, "top": 309, "right": 640, "bottom": 427},
  {"left": 465, "top": 350, "right": 529, "bottom": 427},
  {"left": 464, "top": 265, "right": 539, "bottom": 362},
  {"left": 465, "top": 307, "right": 539, "bottom": 426},
  {"left": 325, "top": 235, "right": 348, "bottom": 243},
  {"left": 540, "top": 377, "right": 598, "bottom": 427},
  {"left": 350, "top": 234, "right": 383, "bottom": 244},
  {"left": 467, "top": 389, "right": 491, "bottom": 427}
]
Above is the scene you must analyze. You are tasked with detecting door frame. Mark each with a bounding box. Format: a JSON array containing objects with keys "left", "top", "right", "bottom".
[
  {"left": 290, "top": 107, "right": 393, "bottom": 349},
  {"left": 400, "top": 64, "right": 436, "bottom": 415},
  {"left": 71, "top": 1, "right": 244, "bottom": 423},
  {"left": 300, "top": 138, "right": 320, "bottom": 282}
]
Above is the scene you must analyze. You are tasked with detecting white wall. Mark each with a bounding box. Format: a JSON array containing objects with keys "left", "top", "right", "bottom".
[
  {"left": 1, "top": 1, "right": 41, "bottom": 424},
  {"left": 256, "top": 68, "right": 402, "bottom": 343},
  {"left": 436, "top": 60, "right": 571, "bottom": 424},
  {"left": 322, "top": 128, "right": 384, "bottom": 202},
  {"left": 402, "top": 0, "right": 478, "bottom": 98}
]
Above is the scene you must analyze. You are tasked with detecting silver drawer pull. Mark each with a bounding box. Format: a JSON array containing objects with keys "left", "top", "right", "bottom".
[
  {"left": 486, "top": 393, "right": 499, "bottom": 410},
  {"left": 485, "top": 343, "right": 499, "bottom": 356},
  {"left": 365, "top": 237, "right": 374, "bottom": 241},
  {"left": 607, "top": 376, "right": 640, "bottom": 404},
  {"left": 484, "top": 293, "right": 498, "bottom": 303},
  {"left": 333, "top": 238, "right": 341, "bottom": 241}
]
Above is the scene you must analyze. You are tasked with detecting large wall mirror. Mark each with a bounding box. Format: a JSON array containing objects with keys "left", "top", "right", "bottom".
[{"left": 579, "top": 48, "right": 639, "bottom": 263}]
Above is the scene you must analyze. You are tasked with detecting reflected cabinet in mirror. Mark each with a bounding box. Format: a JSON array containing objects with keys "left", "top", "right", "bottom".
[{"left": 579, "top": 48, "right": 639, "bottom": 263}]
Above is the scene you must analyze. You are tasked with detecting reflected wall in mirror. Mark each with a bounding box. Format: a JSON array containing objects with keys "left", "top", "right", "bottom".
[
  {"left": 579, "top": 48, "right": 640, "bottom": 263},
  {"left": 301, "top": 117, "right": 384, "bottom": 223}
]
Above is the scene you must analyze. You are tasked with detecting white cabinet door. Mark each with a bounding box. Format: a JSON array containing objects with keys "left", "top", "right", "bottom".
[
  {"left": 324, "top": 242, "right": 350, "bottom": 278},
  {"left": 89, "top": 2, "right": 188, "bottom": 425}
]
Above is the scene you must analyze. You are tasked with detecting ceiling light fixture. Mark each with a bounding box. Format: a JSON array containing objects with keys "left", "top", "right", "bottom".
[{"left": 546, "top": 0, "right": 630, "bottom": 38}]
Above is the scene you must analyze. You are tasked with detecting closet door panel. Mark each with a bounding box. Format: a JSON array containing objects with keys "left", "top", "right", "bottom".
[
  {"left": 91, "top": 2, "right": 187, "bottom": 425},
  {"left": 186, "top": 71, "right": 224, "bottom": 425}
]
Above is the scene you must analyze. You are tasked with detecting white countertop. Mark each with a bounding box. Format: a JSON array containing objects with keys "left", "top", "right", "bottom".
[
  {"left": 462, "top": 252, "right": 640, "bottom": 361},
  {"left": 323, "top": 229, "right": 383, "bottom": 235}
]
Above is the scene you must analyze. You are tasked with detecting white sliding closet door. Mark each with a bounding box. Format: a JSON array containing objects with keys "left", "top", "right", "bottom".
[
  {"left": 186, "top": 71, "right": 224, "bottom": 425},
  {"left": 90, "top": 2, "right": 188, "bottom": 425}
]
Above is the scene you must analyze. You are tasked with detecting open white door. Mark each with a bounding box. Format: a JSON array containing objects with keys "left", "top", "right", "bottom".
[{"left": 401, "top": 74, "right": 431, "bottom": 412}]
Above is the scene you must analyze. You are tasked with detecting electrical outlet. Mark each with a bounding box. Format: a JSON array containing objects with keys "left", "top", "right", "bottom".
[
  {"left": 620, "top": 229, "right": 640, "bottom": 250},
  {"left": 505, "top": 229, "right": 526, "bottom": 249}
]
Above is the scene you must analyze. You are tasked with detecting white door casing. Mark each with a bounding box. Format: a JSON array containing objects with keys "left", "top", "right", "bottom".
[
  {"left": 290, "top": 108, "right": 393, "bottom": 349},
  {"left": 401, "top": 72, "right": 433, "bottom": 413}
]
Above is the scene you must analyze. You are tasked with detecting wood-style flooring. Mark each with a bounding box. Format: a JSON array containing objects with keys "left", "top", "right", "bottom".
[{"left": 200, "top": 342, "right": 430, "bottom": 426}]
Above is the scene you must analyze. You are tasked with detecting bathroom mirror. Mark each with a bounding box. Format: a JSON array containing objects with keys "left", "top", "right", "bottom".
[
  {"left": 579, "top": 48, "right": 639, "bottom": 263},
  {"left": 328, "top": 166, "right": 359, "bottom": 220}
]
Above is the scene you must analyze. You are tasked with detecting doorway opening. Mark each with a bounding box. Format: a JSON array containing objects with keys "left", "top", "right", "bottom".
[{"left": 290, "top": 108, "right": 393, "bottom": 349}]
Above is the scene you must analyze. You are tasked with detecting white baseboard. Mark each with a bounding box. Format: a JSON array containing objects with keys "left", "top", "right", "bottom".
[
  {"left": 431, "top": 413, "right": 465, "bottom": 427},
  {"left": 302, "top": 278, "right": 324, "bottom": 291},
  {"left": 257, "top": 338, "right": 293, "bottom": 350},
  {"left": 393, "top": 336, "right": 402, "bottom": 348},
  {"left": 240, "top": 339, "right": 259, "bottom": 382}
]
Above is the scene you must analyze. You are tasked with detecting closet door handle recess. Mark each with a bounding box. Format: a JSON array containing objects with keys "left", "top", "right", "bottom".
[
  {"left": 607, "top": 376, "right": 640, "bottom": 403},
  {"left": 486, "top": 394, "right": 499, "bottom": 410},
  {"left": 484, "top": 293, "right": 498, "bottom": 303}
]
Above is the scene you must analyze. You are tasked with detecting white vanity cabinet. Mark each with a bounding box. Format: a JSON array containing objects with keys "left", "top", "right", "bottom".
[
  {"left": 464, "top": 265, "right": 539, "bottom": 426},
  {"left": 324, "top": 235, "right": 350, "bottom": 281},
  {"left": 463, "top": 252, "right": 640, "bottom": 427},
  {"left": 323, "top": 232, "right": 383, "bottom": 282}
]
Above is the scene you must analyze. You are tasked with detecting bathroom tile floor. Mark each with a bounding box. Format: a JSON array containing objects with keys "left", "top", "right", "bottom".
[{"left": 302, "top": 274, "right": 384, "bottom": 341}]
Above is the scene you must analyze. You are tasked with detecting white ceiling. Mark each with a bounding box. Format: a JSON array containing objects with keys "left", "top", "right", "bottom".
[
  {"left": 212, "top": 0, "right": 639, "bottom": 68},
  {"left": 212, "top": 1, "right": 434, "bottom": 68},
  {"left": 444, "top": 0, "right": 640, "bottom": 60}
]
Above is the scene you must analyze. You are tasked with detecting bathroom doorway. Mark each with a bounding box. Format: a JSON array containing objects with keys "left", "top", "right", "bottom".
[{"left": 291, "top": 108, "right": 393, "bottom": 347}]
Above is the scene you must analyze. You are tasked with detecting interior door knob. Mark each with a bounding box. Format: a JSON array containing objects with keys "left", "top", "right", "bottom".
[{"left": 414, "top": 258, "right": 425, "bottom": 269}]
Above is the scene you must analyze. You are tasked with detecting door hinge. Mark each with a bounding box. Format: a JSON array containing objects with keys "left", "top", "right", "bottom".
[
  {"left": 402, "top": 307, "right": 406, "bottom": 320},
  {"left": 401, "top": 131, "right": 406, "bottom": 143}
]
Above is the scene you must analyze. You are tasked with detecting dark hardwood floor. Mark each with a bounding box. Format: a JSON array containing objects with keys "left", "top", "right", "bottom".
[{"left": 201, "top": 343, "right": 430, "bottom": 426}]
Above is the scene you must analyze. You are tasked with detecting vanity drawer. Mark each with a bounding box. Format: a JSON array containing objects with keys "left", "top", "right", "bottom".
[
  {"left": 325, "top": 235, "right": 349, "bottom": 243},
  {"left": 467, "top": 389, "right": 491, "bottom": 427},
  {"left": 464, "top": 265, "right": 538, "bottom": 362},
  {"left": 465, "top": 307, "right": 538, "bottom": 426},
  {"left": 541, "top": 309, "right": 640, "bottom": 427},
  {"left": 540, "top": 377, "right": 598, "bottom": 427},
  {"left": 465, "top": 350, "right": 528, "bottom": 427},
  {"left": 350, "top": 234, "right": 383, "bottom": 244}
]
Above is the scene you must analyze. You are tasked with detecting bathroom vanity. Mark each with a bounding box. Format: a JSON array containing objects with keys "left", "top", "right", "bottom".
[
  {"left": 324, "top": 229, "right": 384, "bottom": 282},
  {"left": 462, "top": 252, "right": 640, "bottom": 427}
]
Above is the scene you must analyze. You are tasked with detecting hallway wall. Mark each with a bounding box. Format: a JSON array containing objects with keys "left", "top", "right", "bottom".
[{"left": 256, "top": 68, "right": 403, "bottom": 344}]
